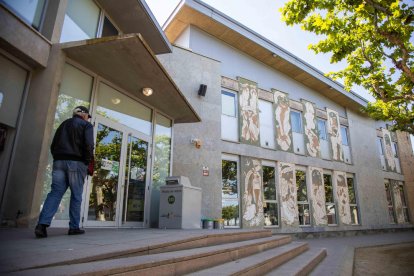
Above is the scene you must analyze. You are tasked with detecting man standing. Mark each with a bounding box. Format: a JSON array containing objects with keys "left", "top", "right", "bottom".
[{"left": 35, "top": 106, "right": 94, "bottom": 238}]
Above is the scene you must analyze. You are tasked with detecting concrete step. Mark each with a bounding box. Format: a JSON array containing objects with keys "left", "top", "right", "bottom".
[
  {"left": 26, "top": 229, "right": 273, "bottom": 269},
  {"left": 189, "top": 242, "right": 309, "bottom": 276},
  {"left": 13, "top": 235, "right": 292, "bottom": 275},
  {"left": 266, "top": 247, "right": 327, "bottom": 276}
]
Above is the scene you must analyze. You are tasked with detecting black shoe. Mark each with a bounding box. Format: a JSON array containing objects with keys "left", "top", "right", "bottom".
[
  {"left": 35, "top": 224, "right": 47, "bottom": 238},
  {"left": 68, "top": 228, "right": 85, "bottom": 235}
]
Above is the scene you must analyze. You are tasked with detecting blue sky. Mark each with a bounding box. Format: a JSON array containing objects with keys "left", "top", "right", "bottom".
[{"left": 145, "top": 0, "right": 374, "bottom": 102}]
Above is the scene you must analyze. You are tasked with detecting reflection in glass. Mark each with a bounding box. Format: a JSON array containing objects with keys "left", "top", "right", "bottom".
[
  {"left": 341, "top": 126, "right": 349, "bottom": 146},
  {"left": 296, "top": 171, "right": 307, "bottom": 202},
  {"left": 152, "top": 114, "right": 172, "bottom": 190},
  {"left": 60, "top": 0, "right": 100, "bottom": 42},
  {"left": 41, "top": 64, "right": 93, "bottom": 220},
  {"left": 263, "top": 202, "right": 278, "bottom": 226},
  {"left": 324, "top": 174, "right": 337, "bottom": 225},
  {"left": 97, "top": 83, "right": 152, "bottom": 135},
  {"left": 221, "top": 91, "right": 236, "bottom": 117},
  {"left": 290, "top": 111, "right": 302, "bottom": 133},
  {"left": 347, "top": 178, "right": 356, "bottom": 204},
  {"left": 350, "top": 206, "right": 359, "bottom": 224},
  {"left": 1, "top": 0, "right": 46, "bottom": 29},
  {"left": 326, "top": 204, "right": 337, "bottom": 224},
  {"left": 298, "top": 204, "right": 311, "bottom": 225},
  {"left": 317, "top": 119, "right": 327, "bottom": 140},
  {"left": 89, "top": 124, "right": 122, "bottom": 221},
  {"left": 123, "top": 135, "right": 148, "bottom": 223},
  {"left": 102, "top": 17, "right": 119, "bottom": 37},
  {"left": 263, "top": 166, "right": 276, "bottom": 201},
  {"left": 222, "top": 160, "right": 239, "bottom": 227}
]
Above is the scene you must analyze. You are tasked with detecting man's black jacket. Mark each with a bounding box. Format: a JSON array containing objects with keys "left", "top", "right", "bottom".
[{"left": 51, "top": 115, "right": 94, "bottom": 164}]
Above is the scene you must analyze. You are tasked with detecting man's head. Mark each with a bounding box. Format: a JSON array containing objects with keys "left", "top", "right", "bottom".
[{"left": 73, "top": 106, "right": 91, "bottom": 121}]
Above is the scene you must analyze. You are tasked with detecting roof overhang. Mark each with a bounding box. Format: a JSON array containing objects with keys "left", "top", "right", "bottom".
[
  {"left": 96, "top": 0, "right": 172, "bottom": 54},
  {"left": 164, "top": 0, "right": 368, "bottom": 112},
  {"left": 62, "top": 34, "right": 200, "bottom": 123}
]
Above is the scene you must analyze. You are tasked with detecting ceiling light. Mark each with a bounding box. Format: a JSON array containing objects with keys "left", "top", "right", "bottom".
[
  {"left": 111, "top": 98, "right": 121, "bottom": 104},
  {"left": 142, "top": 87, "right": 153, "bottom": 96}
]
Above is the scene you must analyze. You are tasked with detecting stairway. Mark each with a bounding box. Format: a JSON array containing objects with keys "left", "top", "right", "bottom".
[{"left": 15, "top": 230, "right": 326, "bottom": 275}]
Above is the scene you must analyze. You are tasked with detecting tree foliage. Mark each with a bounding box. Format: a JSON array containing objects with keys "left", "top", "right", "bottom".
[{"left": 281, "top": 0, "right": 414, "bottom": 134}]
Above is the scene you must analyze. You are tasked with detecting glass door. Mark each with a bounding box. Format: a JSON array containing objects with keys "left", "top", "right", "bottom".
[{"left": 83, "top": 115, "right": 151, "bottom": 227}]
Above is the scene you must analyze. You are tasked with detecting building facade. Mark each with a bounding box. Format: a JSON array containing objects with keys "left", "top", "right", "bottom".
[{"left": 0, "top": 0, "right": 413, "bottom": 234}]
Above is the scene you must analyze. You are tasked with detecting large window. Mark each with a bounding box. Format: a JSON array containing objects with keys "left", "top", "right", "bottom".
[
  {"left": 222, "top": 156, "right": 240, "bottom": 227},
  {"left": 341, "top": 126, "right": 352, "bottom": 164},
  {"left": 221, "top": 91, "right": 238, "bottom": 141},
  {"left": 41, "top": 63, "right": 93, "bottom": 221},
  {"left": 1, "top": 0, "right": 46, "bottom": 30},
  {"left": 296, "top": 170, "right": 310, "bottom": 226},
  {"left": 318, "top": 118, "right": 330, "bottom": 159},
  {"left": 262, "top": 165, "right": 278, "bottom": 226},
  {"left": 60, "top": 0, "right": 119, "bottom": 43},
  {"left": 347, "top": 176, "right": 359, "bottom": 224},
  {"left": 384, "top": 180, "right": 396, "bottom": 223},
  {"left": 152, "top": 113, "right": 172, "bottom": 190},
  {"left": 392, "top": 142, "right": 401, "bottom": 173},
  {"left": 291, "top": 110, "right": 305, "bottom": 155},
  {"left": 377, "top": 137, "right": 386, "bottom": 170},
  {"left": 324, "top": 173, "right": 337, "bottom": 225},
  {"left": 259, "top": 100, "right": 275, "bottom": 149},
  {"left": 399, "top": 183, "right": 410, "bottom": 223}
]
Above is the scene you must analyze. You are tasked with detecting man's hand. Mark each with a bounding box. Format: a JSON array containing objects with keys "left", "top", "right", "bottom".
[{"left": 87, "top": 159, "right": 94, "bottom": 176}]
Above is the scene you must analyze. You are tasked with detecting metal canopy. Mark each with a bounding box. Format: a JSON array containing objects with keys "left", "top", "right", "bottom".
[{"left": 62, "top": 34, "right": 200, "bottom": 123}]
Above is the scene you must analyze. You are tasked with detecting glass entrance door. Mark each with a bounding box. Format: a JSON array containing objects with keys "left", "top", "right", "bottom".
[{"left": 83, "top": 115, "right": 151, "bottom": 227}]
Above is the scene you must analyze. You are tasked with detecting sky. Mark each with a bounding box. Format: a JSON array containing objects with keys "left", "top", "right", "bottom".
[{"left": 145, "top": 0, "right": 375, "bottom": 102}]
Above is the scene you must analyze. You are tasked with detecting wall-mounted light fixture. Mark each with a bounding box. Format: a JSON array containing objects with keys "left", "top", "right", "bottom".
[
  {"left": 198, "top": 84, "right": 207, "bottom": 97},
  {"left": 190, "top": 138, "right": 202, "bottom": 149},
  {"left": 142, "top": 87, "right": 153, "bottom": 96},
  {"left": 272, "top": 53, "right": 278, "bottom": 58}
]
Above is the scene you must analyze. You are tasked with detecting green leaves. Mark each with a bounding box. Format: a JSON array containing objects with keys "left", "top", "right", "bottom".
[{"left": 281, "top": 0, "right": 414, "bottom": 134}]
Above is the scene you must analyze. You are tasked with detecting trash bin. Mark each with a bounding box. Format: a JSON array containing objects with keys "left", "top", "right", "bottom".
[
  {"left": 214, "top": 219, "right": 224, "bottom": 229},
  {"left": 159, "top": 176, "right": 202, "bottom": 229},
  {"left": 202, "top": 219, "right": 214, "bottom": 229}
]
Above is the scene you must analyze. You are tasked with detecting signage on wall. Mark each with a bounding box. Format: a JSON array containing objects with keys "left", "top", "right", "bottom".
[{"left": 202, "top": 166, "right": 209, "bottom": 176}]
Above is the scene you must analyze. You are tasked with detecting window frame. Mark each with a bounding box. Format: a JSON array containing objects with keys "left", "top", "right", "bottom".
[
  {"left": 296, "top": 168, "right": 311, "bottom": 226},
  {"left": 221, "top": 154, "right": 240, "bottom": 228},
  {"left": 290, "top": 110, "right": 303, "bottom": 134},
  {"left": 258, "top": 99, "right": 275, "bottom": 149},
  {"left": 346, "top": 175, "right": 360, "bottom": 225},
  {"left": 340, "top": 125, "right": 349, "bottom": 146},
  {"left": 323, "top": 171, "right": 338, "bottom": 226},
  {"left": 317, "top": 118, "right": 328, "bottom": 141},
  {"left": 384, "top": 180, "right": 396, "bottom": 224},
  {"left": 221, "top": 90, "right": 239, "bottom": 142},
  {"left": 398, "top": 182, "right": 410, "bottom": 223},
  {"left": 262, "top": 161, "right": 279, "bottom": 228}
]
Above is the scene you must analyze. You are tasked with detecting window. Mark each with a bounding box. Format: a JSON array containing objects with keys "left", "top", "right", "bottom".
[
  {"left": 259, "top": 100, "right": 275, "bottom": 148},
  {"left": 317, "top": 119, "right": 327, "bottom": 140},
  {"left": 347, "top": 176, "right": 359, "bottom": 224},
  {"left": 222, "top": 157, "right": 240, "bottom": 227},
  {"left": 1, "top": 0, "right": 46, "bottom": 30},
  {"left": 221, "top": 91, "right": 238, "bottom": 141},
  {"left": 384, "top": 180, "right": 396, "bottom": 223},
  {"left": 60, "top": 0, "right": 119, "bottom": 43},
  {"left": 340, "top": 126, "right": 349, "bottom": 146},
  {"left": 377, "top": 137, "right": 384, "bottom": 155},
  {"left": 296, "top": 170, "right": 310, "bottom": 226},
  {"left": 392, "top": 142, "right": 398, "bottom": 158},
  {"left": 263, "top": 165, "right": 278, "bottom": 226},
  {"left": 399, "top": 183, "right": 410, "bottom": 223},
  {"left": 290, "top": 110, "right": 303, "bottom": 133},
  {"left": 324, "top": 174, "right": 337, "bottom": 225}
]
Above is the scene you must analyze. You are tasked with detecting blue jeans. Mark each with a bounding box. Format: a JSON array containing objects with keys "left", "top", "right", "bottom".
[{"left": 38, "top": 160, "right": 87, "bottom": 229}]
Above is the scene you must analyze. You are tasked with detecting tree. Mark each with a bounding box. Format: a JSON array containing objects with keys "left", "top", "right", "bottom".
[{"left": 281, "top": 0, "right": 414, "bottom": 134}]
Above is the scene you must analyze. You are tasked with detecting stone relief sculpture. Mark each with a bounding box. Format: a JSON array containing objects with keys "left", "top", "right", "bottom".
[
  {"left": 326, "top": 108, "right": 343, "bottom": 161},
  {"left": 302, "top": 100, "right": 320, "bottom": 157},
  {"left": 273, "top": 90, "right": 293, "bottom": 152},
  {"left": 334, "top": 171, "right": 351, "bottom": 225},
  {"left": 382, "top": 128, "right": 396, "bottom": 172},
  {"left": 391, "top": 180, "right": 405, "bottom": 224},
  {"left": 279, "top": 162, "right": 298, "bottom": 227},
  {"left": 238, "top": 78, "right": 260, "bottom": 145},
  {"left": 241, "top": 157, "right": 264, "bottom": 227},
  {"left": 310, "top": 167, "right": 327, "bottom": 225}
]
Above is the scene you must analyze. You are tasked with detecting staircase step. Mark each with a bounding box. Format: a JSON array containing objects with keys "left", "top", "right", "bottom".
[
  {"left": 266, "top": 247, "right": 327, "bottom": 276},
  {"left": 27, "top": 229, "right": 273, "bottom": 269},
  {"left": 15, "top": 235, "right": 292, "bottom": 275},
  {"left": 190, "top": 242, "right": 309, "bottom": 276}
]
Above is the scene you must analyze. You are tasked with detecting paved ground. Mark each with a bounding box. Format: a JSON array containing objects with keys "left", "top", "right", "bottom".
[
  {"left": 354, "top": 242, "right": 414, "bottom": 276},
  {"left": 0, "top": 227, "right": 413, "bottom": 275}
]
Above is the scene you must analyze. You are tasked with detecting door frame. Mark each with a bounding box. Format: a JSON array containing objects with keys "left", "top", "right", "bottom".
[{"left": 81, "top": 114, "right": 152, "bottom": 228}]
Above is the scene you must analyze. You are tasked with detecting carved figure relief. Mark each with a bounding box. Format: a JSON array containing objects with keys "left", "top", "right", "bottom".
[
  {"left": 238, "top": 78, "right": 260, "bottom": 145},
  {"left": 382, "top": 129, "right": 396, "bottom": 172},
  {"left": 279, "top": 162, "right": 298, "bottom": 226},
  {"left": 391, "top": 180, "right": 405, "bottom": 224},
  {"left": 241, "top": 157, "right": 264, "bottom": 227},
  {"left": 273, "top": 90, "right": 293, "bottom": 152},
  {"left": 310, "top": 167, "right": 327, "bottom": 225},
  {"left": 334, "top": 171, "right": 351, "bottom": 225},
  {"left": 327, "top": 108, "right": 343, "bottom": 161},
  {"left": 302, "top": 100, "right": 320, "bottom": 157}
]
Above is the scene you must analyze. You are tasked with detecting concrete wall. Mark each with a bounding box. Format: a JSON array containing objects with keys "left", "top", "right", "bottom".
[
  {"left": 158, "top": 46, "right": 222, "bottom": 220},
  {"left": 186, "top": 26, "right": 347, "bottom": 117}
]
